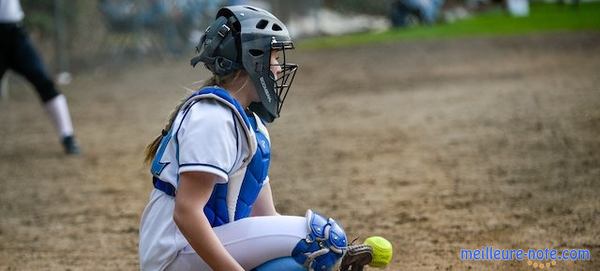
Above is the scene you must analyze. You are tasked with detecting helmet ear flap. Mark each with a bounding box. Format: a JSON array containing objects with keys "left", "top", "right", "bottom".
[
  {"left": 190, "top": 33, "right": 208, "bottom": 68},
  {"left": 213, "top": 56, "right": 240, "bottom": 76},
  {"left": 190, "top": 16, "right": 241, "bottom": 75}
]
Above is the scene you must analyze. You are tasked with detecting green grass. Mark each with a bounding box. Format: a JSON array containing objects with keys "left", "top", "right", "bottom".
[{"left": 299, "top": 2, "right": 600, "bottom": 50}]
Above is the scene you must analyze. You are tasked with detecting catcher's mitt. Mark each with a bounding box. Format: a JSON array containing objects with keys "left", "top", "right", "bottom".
[{"left": 340, "top": 244, "right": 374, "bottom": 271}]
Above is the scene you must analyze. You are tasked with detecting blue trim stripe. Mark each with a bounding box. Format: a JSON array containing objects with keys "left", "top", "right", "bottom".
[
  {"left": 175, "top": 100, "right": 198, "bottom": 185},
  {"left": 179, "top": 163, "right": 228, "bottom": 175},
  {"left": 175, "top": 100, "right": 199, "bottom": 139}
]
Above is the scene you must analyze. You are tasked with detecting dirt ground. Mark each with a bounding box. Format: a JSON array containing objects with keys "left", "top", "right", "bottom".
[{"left": 0, "top": 32, "right": 599, "bottom": 270}]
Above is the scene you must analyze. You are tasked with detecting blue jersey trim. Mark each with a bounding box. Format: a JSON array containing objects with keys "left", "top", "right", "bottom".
[
  {"left": 175, "top": 100, "right": 199, "bottom": 141},
  {"left": 174, "top": 100, "right": 198, "bottom": 186},
  {"left": 179, "top": 163, "right": 228, "bottom": 175}
]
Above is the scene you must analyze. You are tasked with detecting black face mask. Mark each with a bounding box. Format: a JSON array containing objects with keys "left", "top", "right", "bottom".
[
  {"left": 248, "top": 39, "right": 298, "bottom": 123},
  {"left": 269, "top": 40, "right": 298, "bottom": 120}
]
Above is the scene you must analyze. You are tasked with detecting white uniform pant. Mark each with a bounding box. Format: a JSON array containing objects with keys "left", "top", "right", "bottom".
[{"left": 165, "top": 216, "right": 308, "bottom": 271}]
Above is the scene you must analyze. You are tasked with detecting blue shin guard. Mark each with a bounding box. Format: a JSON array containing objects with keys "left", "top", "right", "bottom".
[{"left": 291, "top": 210, "right": 348, "bottom": 271}]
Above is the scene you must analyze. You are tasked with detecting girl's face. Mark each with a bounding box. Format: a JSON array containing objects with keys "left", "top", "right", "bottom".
[
  {"left": 270, "top": 50, "right": 282, "bottom": 80},
  {"left": 247, "top": 50, "right": 283, "bottom": 104}
]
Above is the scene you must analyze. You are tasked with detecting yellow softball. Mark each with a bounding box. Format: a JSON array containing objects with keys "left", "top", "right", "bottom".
[{"left": 364, "top": 236, "right": 393, "bottom": 268}]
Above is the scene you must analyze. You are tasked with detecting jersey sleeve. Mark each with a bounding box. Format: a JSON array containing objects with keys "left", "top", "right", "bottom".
[{"left": 176, "top": 99, "right": 239, "bottom": 183}]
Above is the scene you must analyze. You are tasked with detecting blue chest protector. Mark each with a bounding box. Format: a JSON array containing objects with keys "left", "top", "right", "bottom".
[
  {"left": 152, "top": 87, "right": 270, "bottom": 227},
  {"left": 203, "top": 103, "right": 271, "bottom": 227}
]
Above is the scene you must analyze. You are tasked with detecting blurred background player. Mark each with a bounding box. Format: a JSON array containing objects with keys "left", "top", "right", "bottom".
[{"left": 0, "top": 0, "right": 80, "bottom": 154}]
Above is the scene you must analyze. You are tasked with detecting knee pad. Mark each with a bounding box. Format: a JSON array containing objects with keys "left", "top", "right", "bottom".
[{"left": 291, "top": 210, "right": 347, "bottom": 271}]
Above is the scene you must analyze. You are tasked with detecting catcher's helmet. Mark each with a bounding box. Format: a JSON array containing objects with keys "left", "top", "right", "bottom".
[{"left": 191, "top": 5, "right": 298, "bottom": 123}]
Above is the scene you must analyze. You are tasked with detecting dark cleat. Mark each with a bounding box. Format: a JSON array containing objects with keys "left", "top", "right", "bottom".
[{"left": 62, "top": 135, "right": 81, "bottom": 155}]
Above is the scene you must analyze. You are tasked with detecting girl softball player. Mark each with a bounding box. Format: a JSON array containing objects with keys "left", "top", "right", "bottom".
[{"left": 139, "top": 6, "right": 350, "bottom": 271}]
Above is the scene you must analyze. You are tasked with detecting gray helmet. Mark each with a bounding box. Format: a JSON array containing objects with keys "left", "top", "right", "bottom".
[{"left": 191, "top": 5, "right": 298, "bottom": 123}]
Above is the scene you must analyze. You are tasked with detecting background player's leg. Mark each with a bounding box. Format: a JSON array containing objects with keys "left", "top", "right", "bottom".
[
  {"left": 0, "top": 24, "right": 10, "bottom": 99},
  {"left": 166, "top": 216, "right": 307, "bottom": 271},
  {"left": 44, "top": 94, "right": 79, "bottom": 153},
  {"left": 0, "top": 68, "right": 7, "bottom": 100},
  {"left": 9, "top": 26, "right": 80, "bottom": 154}
]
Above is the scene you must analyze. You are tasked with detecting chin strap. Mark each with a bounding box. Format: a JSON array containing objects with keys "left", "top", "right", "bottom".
[{"left": 292, "top": 210, "right": 348, "bottom": 271}]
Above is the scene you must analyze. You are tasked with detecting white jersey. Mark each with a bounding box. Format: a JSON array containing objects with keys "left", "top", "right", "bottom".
[
  {"left": 0, "top": 0, "right": 24, "bottom": 23},
  {"left": 155, "top": 97, "right": 256, "bottom": 185},
  {"left": 139, "top": 91, "right": 271, "bottom": 271}
]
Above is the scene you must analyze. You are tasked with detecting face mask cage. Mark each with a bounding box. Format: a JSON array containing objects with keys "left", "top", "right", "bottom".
[{"left": 269, "top": 39, "right": 298, "bottom": 115}]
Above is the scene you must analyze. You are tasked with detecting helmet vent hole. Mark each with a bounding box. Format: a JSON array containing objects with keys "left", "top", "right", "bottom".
[
  {"left": 272, "top": 23, "right": 282, "bottom": 31},
  {"left": 245, "top": 6, "right": 258, "bottom": 11},
  {"left": 256, "top": 19, "right": 269, "bottom": 29},
  {"left": 249, "top": 49, "right": 264, "bottom": 57}
]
